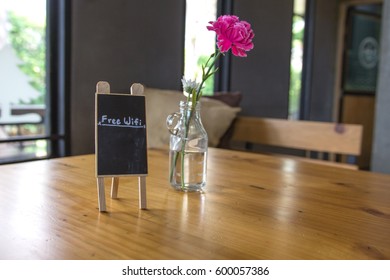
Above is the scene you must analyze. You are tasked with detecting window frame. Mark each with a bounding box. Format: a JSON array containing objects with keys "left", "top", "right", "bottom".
[
  {"left": 0, "top": 0, "right": 71, "bottom": 164},
  {"left": 46, "top": 0, "right": 71, "bottom": 159}
]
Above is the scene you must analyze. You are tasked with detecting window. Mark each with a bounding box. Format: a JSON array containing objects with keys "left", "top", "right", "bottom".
[
  {"left": 289, "top": 0, "right": 306, "bottom": 119},
  {"left": 343, "top": 4, "right": 382, "bottom": 94},
  {"left": 184, "top": 0, "right": 217, "bottom": 95},
  {"left": 0, "top": 0, "right": 47, "bottom": 163},
  {"left": 0, "top": 0, "right": 69, "bottom": 164},
  {"left": 185, "top": 1, "right": 306, "bottom": 117}
]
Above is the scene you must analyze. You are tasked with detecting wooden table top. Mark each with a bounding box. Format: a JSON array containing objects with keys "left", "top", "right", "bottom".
[{"left": 0, "top": 148, "right": 389, "bottom": 260}]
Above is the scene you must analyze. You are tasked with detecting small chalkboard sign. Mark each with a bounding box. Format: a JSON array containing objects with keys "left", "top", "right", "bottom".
[
  {"left": 95, "top": 81, "right": 147, "bottom": 212},
  {"left": 96, "top": 93, "right": 147, "bottom": 176}
]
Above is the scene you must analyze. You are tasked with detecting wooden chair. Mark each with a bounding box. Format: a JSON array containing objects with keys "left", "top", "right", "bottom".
[{"left": 229, "top": 116, "right": 363, "bottom": 169}]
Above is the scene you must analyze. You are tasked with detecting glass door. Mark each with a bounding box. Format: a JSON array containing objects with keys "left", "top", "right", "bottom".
[{"left": 338, "top": 2, "right": 382, "bottom": 170}]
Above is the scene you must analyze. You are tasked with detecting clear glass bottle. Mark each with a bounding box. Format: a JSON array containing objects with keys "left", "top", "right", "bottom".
[{"left": 166, "top": 101, "right": 208, "bottom": 192}]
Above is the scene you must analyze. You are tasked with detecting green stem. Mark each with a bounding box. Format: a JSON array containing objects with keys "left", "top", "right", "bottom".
[
  {"left": 180, "top": 147, "right": 185, "bottom": 188},
  {"left": 169, "top": 102, "right": 196, "bottom": 190},
  {"left": 180, "top": 102, "right": 196, "bottom": 190},
  {"left": 195, "top": 50, "right": 221, "bottom": 101}
]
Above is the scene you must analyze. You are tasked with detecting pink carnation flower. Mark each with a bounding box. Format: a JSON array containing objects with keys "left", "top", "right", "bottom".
[{"left": 207, "top": 15, "right": 255, "bottom": 57}]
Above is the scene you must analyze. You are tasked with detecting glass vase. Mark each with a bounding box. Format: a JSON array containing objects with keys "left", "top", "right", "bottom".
[{"left": 166, "top": 100, "right": 208, "bottom": 192}]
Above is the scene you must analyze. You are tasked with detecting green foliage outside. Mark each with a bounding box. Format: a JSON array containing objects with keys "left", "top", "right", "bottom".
[
  {"left": 289, "top": 15, "right": 305, "bottom": 119},
  {"left": 7, "top": 12, "right": 46, "bottom": 104},
  {"left": 289, "top": 67, "right": 302, "bottom": 118},
  {"left": 197, "top": 54, "right": 214, "bottom": 95}
]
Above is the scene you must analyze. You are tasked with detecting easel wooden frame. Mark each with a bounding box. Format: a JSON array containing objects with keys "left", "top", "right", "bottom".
[{"left": 95, "top": 81, "right": 147, "bottom": 212}]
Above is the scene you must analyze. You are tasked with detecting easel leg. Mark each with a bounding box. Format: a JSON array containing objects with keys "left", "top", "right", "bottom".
[
  {"left": 97, "top": 177, "right": 106, "bottom": 212},
  {"left": 138, "top": 176, "right": 147, "bottom": 209},
  {"left": 111, "top": 177, "right": 119, "bottom": 198}
]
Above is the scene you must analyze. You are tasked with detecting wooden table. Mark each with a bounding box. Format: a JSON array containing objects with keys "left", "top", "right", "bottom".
[{"left": 0, "top": 148, "right": 389, "bottom": 260}]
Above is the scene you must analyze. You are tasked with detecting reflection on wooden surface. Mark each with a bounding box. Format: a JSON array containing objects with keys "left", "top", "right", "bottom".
[{"left": 0, "top": 148, "right": 389, "bottom": 259}]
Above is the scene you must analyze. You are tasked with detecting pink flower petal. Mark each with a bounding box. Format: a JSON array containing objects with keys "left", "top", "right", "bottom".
[{"left": 207, "top": 15, "right": 255, "bottom": 57}]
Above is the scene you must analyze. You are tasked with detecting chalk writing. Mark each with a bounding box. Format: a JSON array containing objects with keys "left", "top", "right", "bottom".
[{"left": 97, "top": 115, "right": 145, "bottom": 128}]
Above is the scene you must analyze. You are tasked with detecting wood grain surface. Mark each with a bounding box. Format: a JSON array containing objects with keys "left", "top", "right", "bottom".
[{"left": 0, "top": 148, "right": 389, "bottom": 260}]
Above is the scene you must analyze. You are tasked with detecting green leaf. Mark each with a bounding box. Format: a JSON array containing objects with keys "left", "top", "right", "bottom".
[{"left": 7, "top": 11, "right": 46, "bottom": 104}]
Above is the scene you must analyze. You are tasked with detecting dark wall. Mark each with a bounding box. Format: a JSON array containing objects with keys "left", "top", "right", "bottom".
[
  {"left": 306, "top": 0, "right": 339, "bottom": 121},
  {"left": 70, "top": 0, "right": 185, "bottom": 155},
  {"left": 372, "top": 0, "right": 390, "bottom": 174},
  {"left": 230, "top": 0, "right": 339, "bottom": 121},
  {"left": 68, "top": 0, "right": 341, "bottom": 155},
  {"left": 231, "top": 0, "right": 293, "bottom": 118}
]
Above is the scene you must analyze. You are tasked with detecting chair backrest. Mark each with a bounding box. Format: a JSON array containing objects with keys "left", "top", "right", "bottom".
[{"left": 230, "top": 116, "right": 363, "bottom": 169}]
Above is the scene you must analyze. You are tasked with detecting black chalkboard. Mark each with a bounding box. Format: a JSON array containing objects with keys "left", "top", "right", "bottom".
[{"left": 96, "top": 93, "right": 148, "bottom": 176}]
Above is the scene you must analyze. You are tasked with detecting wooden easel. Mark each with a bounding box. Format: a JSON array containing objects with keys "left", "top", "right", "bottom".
[{"left": 96, "top": 81, "right": 147, "bottom": 212}]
